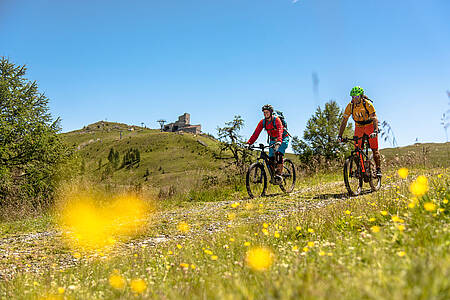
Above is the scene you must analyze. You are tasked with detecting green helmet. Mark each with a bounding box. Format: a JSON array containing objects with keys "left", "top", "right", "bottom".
[{"left": 350, "top": 86, "right": 364, "bottom": 97}]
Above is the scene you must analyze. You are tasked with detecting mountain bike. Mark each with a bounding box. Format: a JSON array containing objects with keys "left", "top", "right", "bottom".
[
  {"left": 342, "top": 134, "right": 381, "bottom": 196},
  {"left": 246, "top": 143, "right": 296, "bottom": 198}
]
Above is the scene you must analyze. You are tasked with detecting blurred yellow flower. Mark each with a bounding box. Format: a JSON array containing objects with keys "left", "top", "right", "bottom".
[
  {"left": 204, "top": 249, "right": 213, "bottom": 255},
  {"left": 318, "top": 251, "right": 326, "bottom": 256},
  {"left": 443, "top": 199, "right": 448, "bottom": 204},
  {"left": 437, "top": 174, "right": 443, "bottom": 178},
  {"left": 398, "top": 168, "right": 408, "bottom": 179},
  {"left": 296, "top": 226, "right": 302, "bottom": 231},
  {"left": 167, "top": 250, "right": 173, "bottom": 255},
  {"left": 307, "top": 228, "right": 314, "bottom": 233},
  {"left": 191, "top": 264, "right": 196, "bottom": 269},
  {"left": 369, "top": 217, "right": 376, "bottom": 222},
  {"left": 424, "top": 202, "right": 436, "bottom": 212},
  {"left": 262, "top": 228, "right": 269, "bottom": 235},
  {"left": 274, "top": 231, "right": 280, "bottom": 238},
  {"left": 73, "top": 252, "right": 81, "bottom": 259},
  {"left": 109, "top": 272, "right": 126, "bottom": 290},
  {"left": 263, "top": 223, "right": 269, "bottom": 228},
  {"left": 180, "top": 263, "right": 189, "bottom": 269},
  {"left": 244, "top": 241, "right": 251, "bottom": 247},
  {"left": 227, "top": 213, "right": 236, "bottom": 221},
  {"left": 380, "top": 211, "right": 388, "bottom": 216},
  {"left": 307, "top": 241, "right": 315, "bottom": 247},
  {"left": 397, "top": 251, "right": 406, "bottom": 257},
  {"left": 211, "top": 255, "right": 218, "bottom": 260},
  {"left": 130, "top": 279, "right": 147, "bottom": 294},
  {"left": 231, "top": 202, "right": 240, "bottom": 208},
  {"left": 371, "top": 226, "right": 380, "bottom": 233},
  {"left": 229, "top": 238, "right": 235, "bottom": 242},
  {"left": 344, "top": 210, "right": 351, "bottom": 215},
  {"left": 245, "top": 247, "right": 274, "bottom": 271},
  {"left": 302, "top": 247, "right": 309, "bottom": 252},
  {"left": 327, "top": 252, "right": 333, "bottom": 256},
  {"left": 292, "top": 245, "right": 299, "bottom": 251},
  {"left": 409, "top": 175, "right": 429, "bottom": 197},
  {"left": 397, "top": 225, "right": 405, "bottom": 232},
  {"left": 176, "top": 244, "right": 182, "bottom": 249},
  {"left": 177, "top": 221, "right": 190, "bottom": 233},
  {"left": 57, "top": 287, "right": 65, "bottom": 294}
]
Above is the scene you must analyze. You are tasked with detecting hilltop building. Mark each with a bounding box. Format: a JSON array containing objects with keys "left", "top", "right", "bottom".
[{"left": 163, "top": 113, "right": 201, "bottom": 134}]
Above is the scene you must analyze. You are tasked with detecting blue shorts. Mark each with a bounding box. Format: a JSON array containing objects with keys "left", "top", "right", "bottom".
[{"left": 269, "top": 136, "right": 289, "bottom": 157}]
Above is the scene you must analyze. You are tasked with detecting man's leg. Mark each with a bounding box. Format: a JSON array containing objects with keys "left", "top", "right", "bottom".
[
  {"left": 274, "top": 137, "right": 289, "bottom": 181},
  {"left": 366, "top": 124, "right": 381, "bottom": 176}
]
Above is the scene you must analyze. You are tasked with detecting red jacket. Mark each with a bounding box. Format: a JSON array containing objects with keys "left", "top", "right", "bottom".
[{"left": 248, "top": 117, "right": 284, "bottom": 144}]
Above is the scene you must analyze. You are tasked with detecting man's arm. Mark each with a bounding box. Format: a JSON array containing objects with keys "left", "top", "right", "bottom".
[
  {"left": 370, "top": 112, "right": 378, "bottom": 132},
  {"left": 338, "top": 116, "right": 350, "bottom": 137},
  {"left": 247, "top": 120, "right": 264, "bottom": 144}
]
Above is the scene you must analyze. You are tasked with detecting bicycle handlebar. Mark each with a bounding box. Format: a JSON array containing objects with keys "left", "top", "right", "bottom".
[{"left": 247, "top": 143, "right": 275, "bottom": 151}]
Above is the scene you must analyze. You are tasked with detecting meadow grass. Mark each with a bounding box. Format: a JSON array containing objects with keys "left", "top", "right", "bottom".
[{"left": 1, "top": 167, "right": 448, "bottom": 299}]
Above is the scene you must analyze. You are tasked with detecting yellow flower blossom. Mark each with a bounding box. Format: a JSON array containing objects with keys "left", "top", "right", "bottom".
[
  {"left": 177, "top": 222, "right": 190, "bottom": 233},
  {"left": 409, "top": 175, "right": 429, "bottom": 197},
  {"left": 57, "top": 287, "right": 65, "bottom": 294},
  {"left": 231, "top": 202, "right": 240, "bottom": 208},
  {"left": 245, "top": 247, "right": 274, "bottom": 271},
  {"left": 302, "top": 247, "right": 309, "bottom": 252},
  {"left": 424, "top": 202, "right": 436, "bottom": 212},
  {"left": 397, "top": 251, "right": 406, "bottom": 257},
  {"left": 204, "top": 249, "right": 213, "bottom": 255},
  {"left": 263, "top": 223, "right": 269, "bottom": 228},
  {"left": 191, "top": 264, "right": 196, "bottom": 269},
  {"left": 397, "top": 225, "right": 405, "bottom": 232},
  {"left": 307, "top": 228, "right": 314, "bottom": 233},
  {"left": 228, "top": 213, "right": 236, "bottom": 221},
  {"left": 229, "top": 238, "right": 235, "bottom": 242},
  {"left": 327, "top": 252, "right": 333, "bottom": 256},
  {"left": 371, "top": 226, "right": 380, "bottom": 233},
  {"left": 211, "top": 255, "right": 218, "bottom": 260},
  {"left": 244, "top": 241, "right": 251, "bottom": 247},
  {"left": 274, "top": 231, "right": 280, "bottom": 238},
  {"left": 380, "top": 211, "right": 388, "bottom": 216},
  {"left": 130, "top": 279, "right": 147, "bottom": 294},
  {"left": 398, "top": 168, "right": 408, "bottom": 179},
  {"left": 318, "top": 251, "right": 326, "bottom": 256},
  {"left": 167, "top": 250, "right": 173, "bottom": 255},
  {"left": 307, "top": 241, "right": 315, "bottom": 247},
  {"left": 344, "top": 210, "right": 351, "bottom": 215},
  {"left": 296, "top": 226, "right": 302, "bottom": 231},
  {"left": 262, "top": 228, "right": 269, "bottom": 235},
  {"left": 109, "top": 272, "right": 126, "bottom": 290},
  {"left": 176, "top": 244, "right": 182, "bottom": 249},
  {"left": 292, "top": 245, "right": 299, "bottom": 251},
  {"left": 443, "top": 199, "right": 448, "bottom": 204},
  {"left": 180, "top": 263, "right": 189, "bottom": 269},
  {"left": 369, "top": 217, "right": 376, "bottom": 222}
]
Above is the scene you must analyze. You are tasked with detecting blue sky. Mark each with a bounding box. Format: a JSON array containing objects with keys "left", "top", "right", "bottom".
[{"left": 1, "top": 0, "right": 449, "bottom": 148}]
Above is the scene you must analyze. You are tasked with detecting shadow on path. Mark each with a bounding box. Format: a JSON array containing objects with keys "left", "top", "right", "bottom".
[{"left": 312, "top": 189, "right": 373, "bottom": 200}]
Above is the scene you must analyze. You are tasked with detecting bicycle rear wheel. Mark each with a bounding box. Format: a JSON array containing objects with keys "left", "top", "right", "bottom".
[
  {"left": 246, "top": 162, "right": 267, "bottom": 198},
  {"left": 279, "top": 159, "right": 296, "bottom": 193},
  {"left": 344, "top": 156, "right": 362, "bottom": 196},
  {"left": 367, "top": 160, "right": 381, "bottom": 191}
]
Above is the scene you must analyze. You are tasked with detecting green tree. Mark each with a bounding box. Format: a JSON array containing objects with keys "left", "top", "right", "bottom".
[
  {"left": 216, "top": 115, "right": 251, "bottom": 169},
  {"left": 0, "top": 57, "right": 73, "bottom": 207},
  {"left": 292, "top": 100, "right": 352, "bottom": 164}
]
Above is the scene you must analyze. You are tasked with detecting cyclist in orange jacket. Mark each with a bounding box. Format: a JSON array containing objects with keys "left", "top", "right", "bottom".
[
  {"left": 247, "top": 104, "right": 290, "bottom": 183},
  {"left": 338, "top": 86, "right": 382, "bottom": 177}
]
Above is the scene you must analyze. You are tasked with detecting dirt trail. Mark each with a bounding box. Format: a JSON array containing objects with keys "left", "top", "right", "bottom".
[{"left": 0, "top": 179, "right": 390, "bottom": 280}]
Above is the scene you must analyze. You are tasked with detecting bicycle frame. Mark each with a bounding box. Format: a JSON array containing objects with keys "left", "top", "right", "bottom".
[
  {"left": 250, "top": 144, "right": 276, "bottom": 180},
  {"left": 347, "top": 135, "right": 370, "bottom": 176}
]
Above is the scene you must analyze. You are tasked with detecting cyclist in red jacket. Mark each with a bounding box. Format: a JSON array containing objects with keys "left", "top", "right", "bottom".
[{"left": 247, "top": 104, "right": 290, "bottom": 183}]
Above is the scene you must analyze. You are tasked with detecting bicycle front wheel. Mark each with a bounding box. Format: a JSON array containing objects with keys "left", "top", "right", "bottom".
[
  {"left": 279, "top": 159, "right": 296, "bottom": 193},
  {"left": 343, "top": 156, "right": 362, "bottom": 196},
  {"left": 367, "top": 160, "right": 381, "bottom": 191},
  {"left": 246, "top": 162, "right": 267, "bottom": 198}
]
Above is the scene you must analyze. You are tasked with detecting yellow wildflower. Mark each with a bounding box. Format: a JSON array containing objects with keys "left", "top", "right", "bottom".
[
  {"left": 307, "top": 241, "right": 315, "bottom": 247},
  {"left": 371, "top": 226, "right": 380, "bottom": 233},
  {"left": 292, "top": 245, "right": 299, "bottom": 251},
  {"left": 176, "top": 244, "right": 182, "bottom": 249},
  {"left": 180, "top": 263, "right": 189, "bottom": 269},
  {"left": 397, "top": 168, "right": 408, "bottom": 179},
  {"left": 231, "top": 202, "right": 240, "bottom": 208},
  {"left": 204, "top": 249, "right": 213, "bottom": 255},
  {"left": 191, "top": 264, "right": 196, "bottom": 269},
  {"left": 262, "top": 228, "right": 269, "bottom": 236},
  {"left": 307, "top": 228, "right": 314, "bottom": 233},
  {"left": 409, "top": 175, "right": 429, "bottom": 197},
  {"left": 244, "top": 241, "right": 251, "bottom": 247},
  {"left": 229, "top": 238, "right": 235, "bottom": 242},
  {"left": 344, "top": 210, "right": 351, "bottom": 215},
  {"left": 369, "top": 217, "right": 376, "bottom": 222},
  {"left": 302, "top": 247, "right": 309, "bottom": 252},
  {"left": 130, "top": 279, "right": 147, "bottom": 294},
  {"left": 167, "top": 250, "right": 173, "bottom": 255},
  {"left": 177, "top": 222, "right": 190, "bottom": 233},
  {"left": 424, "top": 202, "right": 436, "bottom": 212},
  {"left": 211, "top": 255, "right": 218, "bottom": 260},
  {"left": 318, "top": 251, "right": 326, "bottom": 256},
  {"left": 109, "top": 272, "right": 126, "bottom": 290},
  {"left": 263, "top": 223, "right": 269, "bottom": 228},
  {"left": 397, "top": 251, "right": 406, "bottom": 257},
  {"left": 381, "top": 211, "right": 388, "bottom": 216},
  {"left": 245, "top": 247, "right": 274, "bottom": 271},
  {"left": 327, "top": 252, "right": 333, "bottom": 256},
  {"left": 57, "top": 287, "right": 65, "bottom": 294},
  {"left": 274, "top": 231, "right": 280, "bottom": 238},
  {"left": 296, "top": 226, "right": 302, "bottom": 231},
  {"left": 227, "top": 213, "right": 236, "bottom": 221},
  {"left": 397, "top": 225, "right": 405, "bottom": 232},
  {"left": 443, "top": 199, "right": 448, "bottom": 204}
]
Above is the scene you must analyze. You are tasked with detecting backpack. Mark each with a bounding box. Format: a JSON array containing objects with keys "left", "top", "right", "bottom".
[
  {"left": 351, "top": 96, "right": 373, "bottom": 125},
  {"left": 262, "top": 110, "right": 290, "bottom": 142}
]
